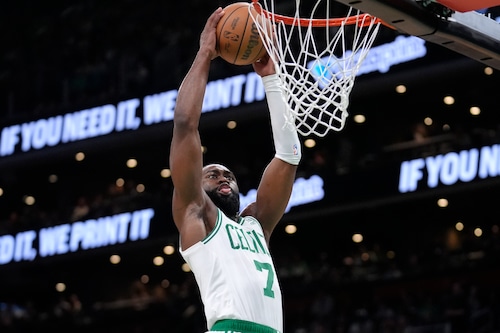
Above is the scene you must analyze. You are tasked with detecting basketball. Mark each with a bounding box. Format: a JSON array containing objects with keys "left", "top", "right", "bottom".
[{"left": 216, "top": 2, "right": 268, "bottom": 66}]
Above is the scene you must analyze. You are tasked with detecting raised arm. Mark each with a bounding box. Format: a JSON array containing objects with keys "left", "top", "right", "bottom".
[
  {"left": 240, "top": 55, "right": 302, "bottom": 241},
  {"left": 169, "top": 8, "right": 224, "bottom": 249}
]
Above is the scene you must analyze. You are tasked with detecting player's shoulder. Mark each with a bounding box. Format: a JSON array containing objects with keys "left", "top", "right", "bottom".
[
  {"left": 240, "top": 201, "right": 256, "bottom": 217},
  {"left": 239, "top": 215, "right": 264, "bottom": 234}
]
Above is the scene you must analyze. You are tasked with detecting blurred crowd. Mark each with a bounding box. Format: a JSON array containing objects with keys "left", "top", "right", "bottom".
[
  {"left": 2, "top": 1, "right": 500, "bottom": 333},
  {"left": 1, "top": 122, "right": 500, "bottom": 332},
  {"left": 1, "top": 0, "right": 239, "bottom": 124},
  {"left": 1, "top": 219, "right": 500, "bottom": 333}
]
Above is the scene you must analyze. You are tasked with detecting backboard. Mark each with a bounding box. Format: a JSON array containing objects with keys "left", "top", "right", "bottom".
[{"left": 333, "top": 0, "right": 500, "bottom": 69}]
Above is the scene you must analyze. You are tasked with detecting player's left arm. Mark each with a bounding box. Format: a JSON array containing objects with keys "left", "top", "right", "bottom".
[{"left": 241, "top": 55, "right": 301, "bottom": 241}]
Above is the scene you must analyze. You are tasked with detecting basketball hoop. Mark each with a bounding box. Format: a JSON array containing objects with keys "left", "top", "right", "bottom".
[{"left": 249, "top": 0, "right": 382, "bottom": 137}]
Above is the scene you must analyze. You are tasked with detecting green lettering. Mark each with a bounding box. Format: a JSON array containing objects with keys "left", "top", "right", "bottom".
[
  {"left": 251, "top": 230, "right": 268, "bottom": 255},
  {"left": 236, "top": 229, "right": 249, "bottom": 251},
  {"left": 245, "top": 230, "right": 258, "bottom": 253},
  {"left": 225, "top": 224, "right": 240, "bottom": 249}
]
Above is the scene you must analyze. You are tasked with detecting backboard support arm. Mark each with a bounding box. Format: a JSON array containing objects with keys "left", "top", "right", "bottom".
[{"left": 334, "top": 0, "right": 500, "bottom": 69}]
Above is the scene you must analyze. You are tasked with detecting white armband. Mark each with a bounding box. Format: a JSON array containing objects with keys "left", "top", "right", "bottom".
[{"left": 262, "top": 74, "right": 301, "bottom": 165}]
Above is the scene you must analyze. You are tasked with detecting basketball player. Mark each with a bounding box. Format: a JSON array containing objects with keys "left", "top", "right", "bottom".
[{"left": 169, "top": 7, "right": 301, "bottom": 333}]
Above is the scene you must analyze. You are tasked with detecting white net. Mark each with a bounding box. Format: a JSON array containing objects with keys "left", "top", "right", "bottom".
[{"left": 250, "top": 0, "right": 381, "bottom": 137}]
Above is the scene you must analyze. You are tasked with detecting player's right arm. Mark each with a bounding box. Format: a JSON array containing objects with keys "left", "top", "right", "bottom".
[{"left": 169, "top": 8, "right": 224, "bottom": 250}]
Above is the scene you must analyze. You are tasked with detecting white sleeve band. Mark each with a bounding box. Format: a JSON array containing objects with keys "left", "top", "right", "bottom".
[{"left": 262, "top": 74, "right": 301, "bottom": 165}]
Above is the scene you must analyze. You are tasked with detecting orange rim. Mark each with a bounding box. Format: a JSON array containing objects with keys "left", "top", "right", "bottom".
[{"left": 250, "top": 0, "right": 387, "bottom": 28}]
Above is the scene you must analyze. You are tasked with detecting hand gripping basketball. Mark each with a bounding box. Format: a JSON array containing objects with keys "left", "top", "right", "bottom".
[{"left": 216, "top": 2, "right": 268, "bottom": 65}]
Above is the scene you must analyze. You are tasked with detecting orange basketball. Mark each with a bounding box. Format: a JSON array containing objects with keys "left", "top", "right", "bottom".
[{"left": 216, "top": 2, "right": 268, "bottom": 66}]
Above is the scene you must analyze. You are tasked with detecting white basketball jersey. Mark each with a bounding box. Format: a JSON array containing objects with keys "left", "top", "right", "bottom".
[{"left": 179, "top": 209, "right": 283, "bottom": 332}]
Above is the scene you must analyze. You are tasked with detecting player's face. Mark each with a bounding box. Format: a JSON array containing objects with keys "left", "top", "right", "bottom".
[{"left": 202, "top": 164, "right": 240, "bottom": 217}]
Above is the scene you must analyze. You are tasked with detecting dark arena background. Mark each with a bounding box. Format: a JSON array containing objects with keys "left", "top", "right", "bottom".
[{"left": 1, "top": 1, "right": 500, "bottom": 332}]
